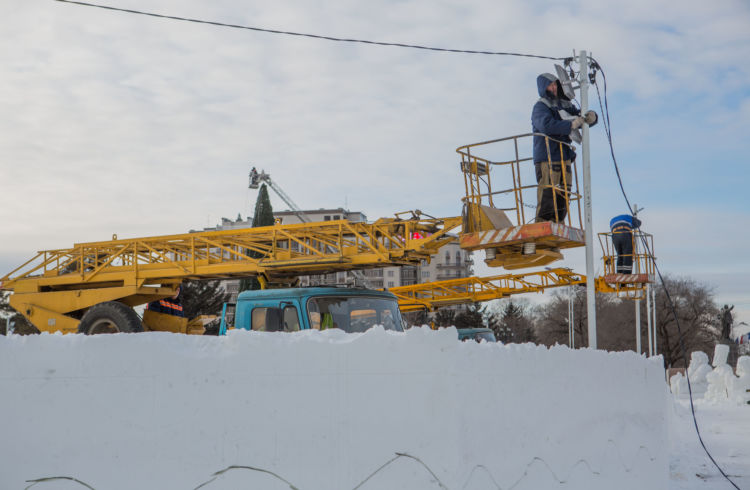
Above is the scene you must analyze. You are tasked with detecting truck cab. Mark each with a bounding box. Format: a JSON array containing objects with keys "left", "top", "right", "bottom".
[{"left": 222, "top": 287, "right": 404, "bottom": 335}]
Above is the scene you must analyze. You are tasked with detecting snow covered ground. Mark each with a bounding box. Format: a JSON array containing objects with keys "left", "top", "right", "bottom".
[
  {"left": 670, "top": 399, "right": 750, "bottom": 489},
  {"left": 0, "top": 327, "right": 745, "bottom": 489}
]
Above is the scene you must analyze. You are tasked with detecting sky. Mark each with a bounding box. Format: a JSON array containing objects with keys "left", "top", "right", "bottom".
[{"left": 1, "top": 0, "right": 749, "bottom": 326}]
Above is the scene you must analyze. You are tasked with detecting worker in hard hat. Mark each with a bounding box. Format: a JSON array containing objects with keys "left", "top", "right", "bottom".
[
  {"left": 531, "top": 73, "right": 597, "bottom": 223},
  {"left": 609, "top": 214, "right": 642, "bottom": 274}
]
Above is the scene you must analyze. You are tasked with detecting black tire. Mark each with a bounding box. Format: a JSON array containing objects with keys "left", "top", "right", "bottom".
[{"left": 78, "top": 301, "right": 144, "bottom": 334}]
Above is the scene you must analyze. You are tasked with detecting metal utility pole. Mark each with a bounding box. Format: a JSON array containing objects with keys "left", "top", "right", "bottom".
[
  {"left": 635, "top": 300, "right": 642, "bottom": 355},
  {"left": 633, "top": 203, "right": 641, "bottom": 354},
  {"left": 568, "top": 287, "right": 576, "bottom": 348},
  {"left": 579, "top": 50, "right": 597, "bottom": 349},
  {"left": 651, "top": 284, "right": 657, "bottom": 356}
]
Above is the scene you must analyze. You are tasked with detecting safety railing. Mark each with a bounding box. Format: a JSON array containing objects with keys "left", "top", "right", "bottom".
[
  {"left": 598, "top": 230, "right": 655, "bottom": 278},
  {"left": 456, "top": 133, "right": 583, "bottom": 233}
]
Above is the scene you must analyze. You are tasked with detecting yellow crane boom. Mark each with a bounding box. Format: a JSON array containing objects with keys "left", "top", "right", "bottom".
[
  {"left": 1, "top": 216, "right": 461, "bottom": 333},
  {"left": 390, "top": 270, "right": 659, "bottom": 313},
  {"left": 390, "top": 268, "right": 586, "bottom": 311}
]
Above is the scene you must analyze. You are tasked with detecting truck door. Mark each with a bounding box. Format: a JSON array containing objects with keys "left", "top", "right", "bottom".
[{"left": 249, "top": 302, "right": 302, "bottom": 332}]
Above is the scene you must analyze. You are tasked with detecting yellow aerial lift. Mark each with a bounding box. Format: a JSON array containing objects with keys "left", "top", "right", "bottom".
[
  {"left": 596, "top": 228, "right": 655, "bottom": 300},
  {"left": 1, "top": 134, "right": 586, "bottom": 335},
  {"left": 457, "top": 134, "right": 585, "bottom": 269}
]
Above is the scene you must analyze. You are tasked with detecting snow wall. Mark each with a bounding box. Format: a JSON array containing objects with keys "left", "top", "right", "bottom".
[{"left": 0, "top": 327, "right": 668, "bottom": 490}]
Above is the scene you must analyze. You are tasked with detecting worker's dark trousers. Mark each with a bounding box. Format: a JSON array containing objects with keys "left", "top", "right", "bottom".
[
  {"left": 612, "top": 231, "right": 634, "bottom": 273},
  {"left": 535, "top": 161, "right": 572, "bottom": 223}
]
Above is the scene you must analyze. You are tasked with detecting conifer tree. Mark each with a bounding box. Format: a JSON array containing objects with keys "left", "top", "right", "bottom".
[
  {"left": 239, "top": 184, "right": 275, "bottom": 292},
  {"left": 491, "top": 300, "right": 536, "bottom": 343},
  {"left": 434, "top": 308, "right": 456, "bottom": 327},
  {"left": 453, "top": 303, "right": 485, "bottom": 329},
  {"left": 180, "top": 280, "right": 232, "bottom": 319},
  {"left": 1, "top": 292, "right": 38, "bottom": 335},
  {"left": 0, "top": 291, "right": 12, "bottom": 318}
]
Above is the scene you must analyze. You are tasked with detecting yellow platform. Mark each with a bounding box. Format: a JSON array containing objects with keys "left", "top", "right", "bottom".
[{"left": 460, "top": 221, "right": 585, "bottom": 269}]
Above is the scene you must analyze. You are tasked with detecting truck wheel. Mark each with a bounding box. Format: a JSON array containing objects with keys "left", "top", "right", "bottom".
[{"left": 78, "top": 302, "right": 144, "bottom": 334}]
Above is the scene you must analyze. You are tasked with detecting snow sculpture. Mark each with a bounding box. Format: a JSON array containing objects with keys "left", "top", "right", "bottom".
[
  {"left": 705, "top": 344, "right": 734, "bottom": 404},
  {"left": 728, "top": 356, "right": 750, "bottom": 405},
  {"left": 712, "top": 343, "right": 729, "bottom": 367},
  {"left": 685, "top": 351, "right": 712, "bottom": 397},
  {"left": 669, "top": 371, "right": 688, "bottom": 397}
]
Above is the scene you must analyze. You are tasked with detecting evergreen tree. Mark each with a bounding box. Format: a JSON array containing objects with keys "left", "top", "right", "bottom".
[
  {"left": 180, "top": 280, "right": 232, "bottom": 319},
  {"left": 403, "top": 309, "right": 430, "bottom": 328},
  {"left": 492, "top": 300, "right": 536, "bottom": 344},
  {"left": 434, "top": 308, "right": 456, "bottom": 327},
  {"left": 1, "top": 292, "right": 38, "bottom": 335},
  {"left": 0, "top": 291, "right": 12, "bottom": 318},
  {"left": 239, "top": 183, "right": 275, "bottom": 292},
  {"left": 453, "top": 303, "right": 485, "bottom": 329}
]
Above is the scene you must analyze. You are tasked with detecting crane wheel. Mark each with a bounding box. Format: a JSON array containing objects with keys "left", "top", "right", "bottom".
[{"left": 78, "top": 301, "right": 144, "bottom": 335}]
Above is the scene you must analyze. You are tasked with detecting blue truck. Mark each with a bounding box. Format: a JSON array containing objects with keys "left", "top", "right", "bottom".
[{"left": 219, "top": 287, "right": 405, "bottom": 335}]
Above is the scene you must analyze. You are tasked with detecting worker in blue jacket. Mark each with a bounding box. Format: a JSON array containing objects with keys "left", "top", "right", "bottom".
[
  {"left": 610, "top": 215, "right": 642, "bottom": 274},
  {"left": 531, "top": 73, "right": 597, "bottom": 223},
  {"left": 146, "top": 285, "right": 185, "bottom": 317}
]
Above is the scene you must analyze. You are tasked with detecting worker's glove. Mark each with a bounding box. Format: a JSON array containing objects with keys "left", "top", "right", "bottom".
[
  {"left": 571, "top": 116, "right": 585, "bottom": 129},
  {"left": 584, "top": 110, "right": 598, "bottom": 125}
]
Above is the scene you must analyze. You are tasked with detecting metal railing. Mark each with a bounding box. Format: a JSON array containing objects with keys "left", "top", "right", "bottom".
[
  {"left": 598, "top": 230, "right": 656, "bottom": 278},
  {"left": 456, "top": 133, "right": 583, "bottom": 232}
]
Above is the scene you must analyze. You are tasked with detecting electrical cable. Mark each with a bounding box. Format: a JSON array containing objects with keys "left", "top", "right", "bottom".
[
  {"left": 590, "top": 57, "right": 741, "bottom": 490},
  {"left": 53, "top": 0, "right": 563, "bottom": 61}
]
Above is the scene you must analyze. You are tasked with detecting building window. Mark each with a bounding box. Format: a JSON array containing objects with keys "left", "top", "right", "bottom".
[
  {"left": 445, "top": 251, "right": 450, "bottom": 264},
  {"left": 324, "top": 216, "right": 331, "bottom": 221},
  {"left": 387, "top": 281, "right": 394, "bottom": 288},
  {"left": 333, "top": 215, "right": 340, "bottom": 220},
  {"left": 387, "top": 270, "right": 394, "bottom": 277},
  {"left": 422, "top": 271, "right": 430, "bottom": 278}
]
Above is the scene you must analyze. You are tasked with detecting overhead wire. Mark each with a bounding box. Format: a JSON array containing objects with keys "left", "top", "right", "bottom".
[
  {"left": 53, "top": 0, "right": 563, "bottom": 61},
  {"left": 590, "top": 57, "right": 741, "bottom": 490}
]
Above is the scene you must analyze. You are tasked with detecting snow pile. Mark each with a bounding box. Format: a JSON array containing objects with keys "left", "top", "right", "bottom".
[
  {"left": 669, "top": 396, "right": 750, "bottom": 488},
  {"left": 0, "top": 328, "right": 668, "bottom": 490}
]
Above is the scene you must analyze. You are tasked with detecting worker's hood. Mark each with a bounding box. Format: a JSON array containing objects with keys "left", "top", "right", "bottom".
[
  {"left": 537, "top": 73, "right": 569, "bottom": 100},
  {"left": 537, "top": 73, "right": 557, "bottom": 97}
]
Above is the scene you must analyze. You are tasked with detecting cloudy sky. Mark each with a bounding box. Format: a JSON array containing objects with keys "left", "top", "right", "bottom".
[{"left": 1, "top": 0, "right": 749, "bottom": 326}]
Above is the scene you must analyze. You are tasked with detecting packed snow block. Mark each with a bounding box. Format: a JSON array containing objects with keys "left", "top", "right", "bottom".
[{"left": 0, "top": 328, "right": 668, "bottom": 490}]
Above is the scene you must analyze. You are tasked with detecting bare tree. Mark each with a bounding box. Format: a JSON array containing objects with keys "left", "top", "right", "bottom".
[
  {"left": 534, "top": 275, "right": 721, "bottom": 368},
  {"left": 653, "top": 276, "right": 719, "bottom": 368},
  {"left": 534, "top": 287, "right": 604, "bottom": 348}
]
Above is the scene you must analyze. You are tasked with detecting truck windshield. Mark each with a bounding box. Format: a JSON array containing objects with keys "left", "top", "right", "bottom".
[{"left": 307, "top": 296, "right": 403, "bottom": 333}]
